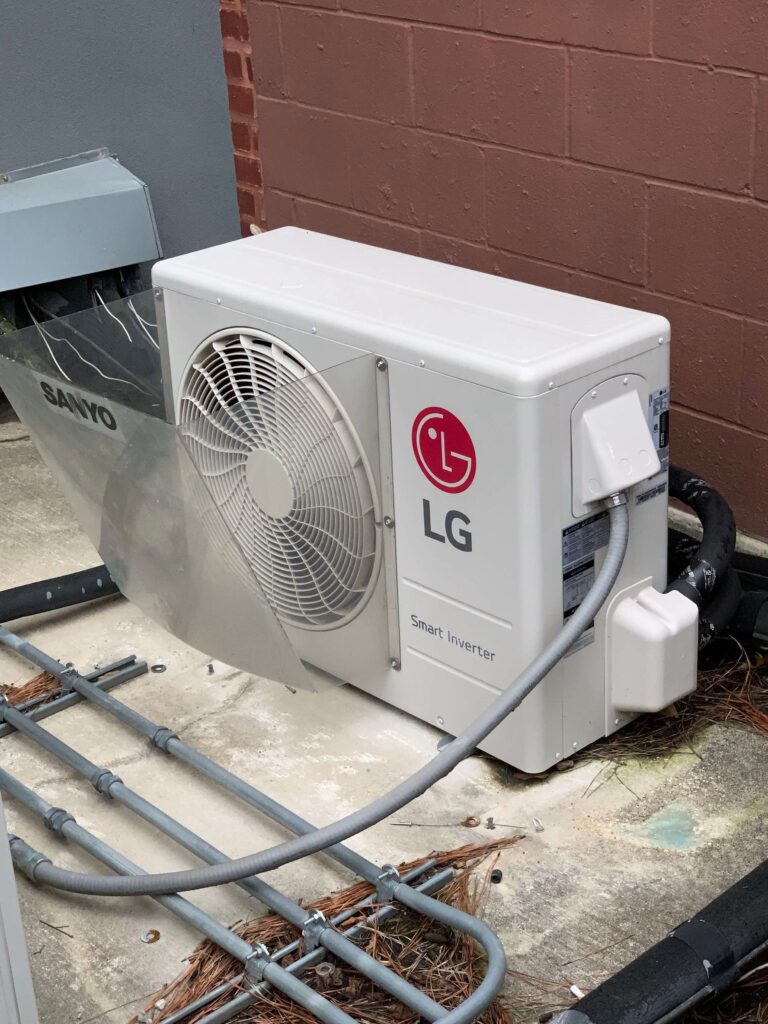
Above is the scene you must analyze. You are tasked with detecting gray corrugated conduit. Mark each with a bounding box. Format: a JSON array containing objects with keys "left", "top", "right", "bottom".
[{"left": 11, "top": 495, "right": 630, "bottom": 897}]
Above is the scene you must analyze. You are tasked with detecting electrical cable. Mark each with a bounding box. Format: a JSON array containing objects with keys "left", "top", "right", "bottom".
[
  {"left": 24, "top": 496, "right": 630, "bottom": 896},
  {"left": 127, "top": 298, "right": 160, "bottom": 349},
  {"left": 24, "top": 295, "right": 149, "bottom": 395},
  {"left": 94, "top": 288, "right": 137, "bottom": 347},
  {"left": 22, "top": 295, "right": 71, "bottom": 381}
]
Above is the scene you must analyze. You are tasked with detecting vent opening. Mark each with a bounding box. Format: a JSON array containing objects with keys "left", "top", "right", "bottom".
[{"left": 179, "top": 329, "right": 379, "bottom": 630}]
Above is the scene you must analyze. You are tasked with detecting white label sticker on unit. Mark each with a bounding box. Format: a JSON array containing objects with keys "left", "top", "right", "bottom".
[
  {"left": 561, "top": 512, "right": 609, "bottom": 655},
  {"left": 648, "top": 386, "right": 670, "bottom": 472}
]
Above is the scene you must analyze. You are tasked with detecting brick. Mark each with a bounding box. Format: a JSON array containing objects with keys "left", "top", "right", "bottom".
[
  {"left": 293, "top": 197, "right": 423, "bottom": 255},
  {"left": 754, "top": 80, "right": 768, "bottom": 200},
  {"left": 258, "top": 99, "right": 352, "bottom": 204},
  {"left": 654, "top": 0, "right": 768, "bottom": 75},
  {"left": 671, "top": 407, "right": 768, "bottom": 538},
  {"left": 346, "top": 122, "right": 484, "bottom": 240},
  {"left": 234, "top": 154, "right": 262, "bottom": 187},
  {"left": 223, "top": 48, "right": 243, "bottom": 80},
  {"left": 569, "top": 274, "right": 744, "bottom": 421},
  {"left": 740, "top": 321, "right": 768, "bottom": 434},
  {"left": 237, "top": 187, "right": 257, "bottom": 218},
  {"left": 247, "top": 3, "right": 285, "bottom": 98},
  {"left": 649, "top": 185, "right": 768, "bottom": 320},
  {"left": 264, "top": 188, "right": 296, "bottom": 227},
  {"left": 268, "top": 0, "right": 338, "bottom": 7},
  {"left": 228, "top": 82, "right": 255, "bottom": 118},
  {"left": 419, "top": 232, "right": 571, "bottom": 290},
  {"left": 482, "top": 0, "right": 651, "bottom": 55},
  {"left": 220, "top": 8, "right": 249, "bottom": 41},
  {"left": 342, "top": 0, "right": 479, "bottom": 28},
  {"left": 414, "top": 28, "right": 566, "bottom": 154},
  {"left": 571, "top": 53, "right": 753, "bottom": 193},
  {"left": 230, "top": 120, "right": 252, "bottom": 152},
  {"left": 280, "top": 9, "right": 412, "bottom": 123},
  {"left": 486, "top": 151, "right": 646, "bottom": 282}
]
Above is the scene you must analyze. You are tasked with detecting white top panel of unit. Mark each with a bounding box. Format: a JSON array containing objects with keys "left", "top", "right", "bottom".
[{"left": 153, "top": 227, "right": 668, "bottom": 396}]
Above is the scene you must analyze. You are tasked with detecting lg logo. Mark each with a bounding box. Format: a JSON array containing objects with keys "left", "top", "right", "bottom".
[
  {"left": 411, "top": 407, "right": 475, "bottom": 553},
  {"left": 411, "top": 407, "right": 476, "bottom": 493}
]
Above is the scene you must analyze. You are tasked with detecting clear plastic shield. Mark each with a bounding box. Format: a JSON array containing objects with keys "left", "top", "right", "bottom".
[
  {"left": 0, "top": 295, "right": 386, "bottom": 690},
  {"left": 0, "top": 290, "right": 164, "bottom": 417}
]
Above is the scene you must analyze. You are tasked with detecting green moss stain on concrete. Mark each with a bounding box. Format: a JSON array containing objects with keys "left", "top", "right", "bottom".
[{"left": 635, "top": 805, "right": 698, "bottom": 850}]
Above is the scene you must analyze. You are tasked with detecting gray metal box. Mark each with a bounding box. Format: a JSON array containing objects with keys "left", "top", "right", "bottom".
[{"left": 0, "top": 149, "right": 161, "bottom": 292}]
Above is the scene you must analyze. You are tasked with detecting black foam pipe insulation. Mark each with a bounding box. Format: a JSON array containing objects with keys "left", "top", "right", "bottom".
[
  {"left": 0, "top": 566, "right": 119, "bottom": 623},
  {"left": 666, "top": 466, "right": 737, "bottom": 607},
  {"left": 696, "top": 565, "right": 742, "bottom": 650},
  {"left": 554, "top": 857, "right": 768, "bottom": 1024}
]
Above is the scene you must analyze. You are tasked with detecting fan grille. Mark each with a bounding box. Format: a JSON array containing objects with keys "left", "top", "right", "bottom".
[{"left": 179, "top": 330, "right": 379, "bottom": 630}]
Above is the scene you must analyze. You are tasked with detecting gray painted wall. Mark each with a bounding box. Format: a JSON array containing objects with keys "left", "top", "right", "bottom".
[{"left": 0, "top": 1, "right": 240, "bottom": 258}]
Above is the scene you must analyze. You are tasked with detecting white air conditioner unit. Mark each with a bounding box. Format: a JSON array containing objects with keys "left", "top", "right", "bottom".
[{"left": 144, "top": 228, "right": 697, "bottom": 773}]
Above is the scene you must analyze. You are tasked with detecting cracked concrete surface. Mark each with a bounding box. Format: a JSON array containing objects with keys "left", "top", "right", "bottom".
[{"left": 1, "top": 420, "right": 767, "bottom": 1024}]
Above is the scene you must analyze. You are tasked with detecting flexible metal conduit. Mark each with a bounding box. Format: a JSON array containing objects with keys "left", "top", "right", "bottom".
[
  {"left": 0, "top": 700, "right": 445, "bottom": 1022},
  {"left": 2, "top": 782, "right": 360, "bottom": 1024},
  {"left": 162, "top": 863, "right": 454, "bottom": 1024},
  {"left": 0, "top": 496, "right": 629, "bottom": 900}
]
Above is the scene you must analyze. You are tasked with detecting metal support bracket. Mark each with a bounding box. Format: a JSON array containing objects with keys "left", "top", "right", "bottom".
[
  {"left": 58, "top": 664, "right": 78, "bottom": 693},
  {"left": 302, "top": 909, "right": 328, "bottom": 953},
  {"left": 376, "top": 864, "right": 401, "bottom": 902},
  {"left": 243, "top": 943, "right": 272, "bottom": 982},
  {"left": 0, "top": 655, "right": 148, "bottom": 742}
]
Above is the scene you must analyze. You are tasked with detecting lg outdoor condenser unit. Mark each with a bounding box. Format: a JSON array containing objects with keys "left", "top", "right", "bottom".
[{"left": 0, "top": 229, "right": 698, "bottom": 773}]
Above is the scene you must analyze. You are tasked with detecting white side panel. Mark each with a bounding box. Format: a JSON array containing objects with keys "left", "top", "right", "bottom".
[{"left": 354, "top": 343, "right": 669, "bottom": 774}]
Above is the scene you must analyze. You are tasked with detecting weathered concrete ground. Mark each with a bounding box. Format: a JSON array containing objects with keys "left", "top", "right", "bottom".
[{"left": 1, "top": 416, "right": 766, "bottom": 1024}]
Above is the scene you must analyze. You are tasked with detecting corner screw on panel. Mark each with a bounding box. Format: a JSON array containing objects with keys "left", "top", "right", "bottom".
[
  {"left": 383, "top": 516, "right": 394, "bottom": 528},
  {"left": 376, "top": 358, "right": 387, "bottom": 371},
  {"left": 154, "top": 288, "right": 161, "bottom": 297},
  {"left": 390, "top": 659, "right": 400, "bottom": 671}
]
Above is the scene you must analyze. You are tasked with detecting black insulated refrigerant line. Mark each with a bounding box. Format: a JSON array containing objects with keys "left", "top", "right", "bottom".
[
  {"left": 553, "top": 857, "right": 768, "bottom": 1024},
  {"left": 0, "top": 565, "right": 118, "bottom": 622},
  {"left": 666, "top": 466, "right": 737, "bottom": 607},
  {"left": 666, "top": 465, "right": 741, "bottom": 648}
]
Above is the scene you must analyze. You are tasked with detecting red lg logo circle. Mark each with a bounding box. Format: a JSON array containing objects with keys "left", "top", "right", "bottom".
[{"left": 412, "top": 407, "right": 477, "bottom": 493}]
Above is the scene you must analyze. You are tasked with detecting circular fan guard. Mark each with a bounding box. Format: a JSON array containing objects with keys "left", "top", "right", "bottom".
[{"left": 179, "top": 329, "right": 380, "bottom": 630}]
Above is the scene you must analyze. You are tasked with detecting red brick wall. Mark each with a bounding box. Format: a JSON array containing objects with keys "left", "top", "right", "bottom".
[
  {"left": 221, "top": 0, "right": 264, "bottom": 234},
  {"left": 234, "top": 1, "right": 768, "bottom": 536}
]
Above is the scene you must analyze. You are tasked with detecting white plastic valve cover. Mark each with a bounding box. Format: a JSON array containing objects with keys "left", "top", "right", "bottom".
[
  {"left": 607, "top": 579, "right": 699, "bottom": 714},
  {"left": 572, "top": 375, "right": 661, "bottom": 516}
]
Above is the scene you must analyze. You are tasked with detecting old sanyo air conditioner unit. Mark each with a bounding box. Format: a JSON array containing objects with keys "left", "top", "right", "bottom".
[{"left": 148, "top": 228, "right": 697, "bottom": 774}]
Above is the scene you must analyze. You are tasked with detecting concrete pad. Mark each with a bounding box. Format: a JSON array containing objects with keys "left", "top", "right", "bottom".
[{"left": 1, "top": 423, "right": 766, "bottom": 1023}]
